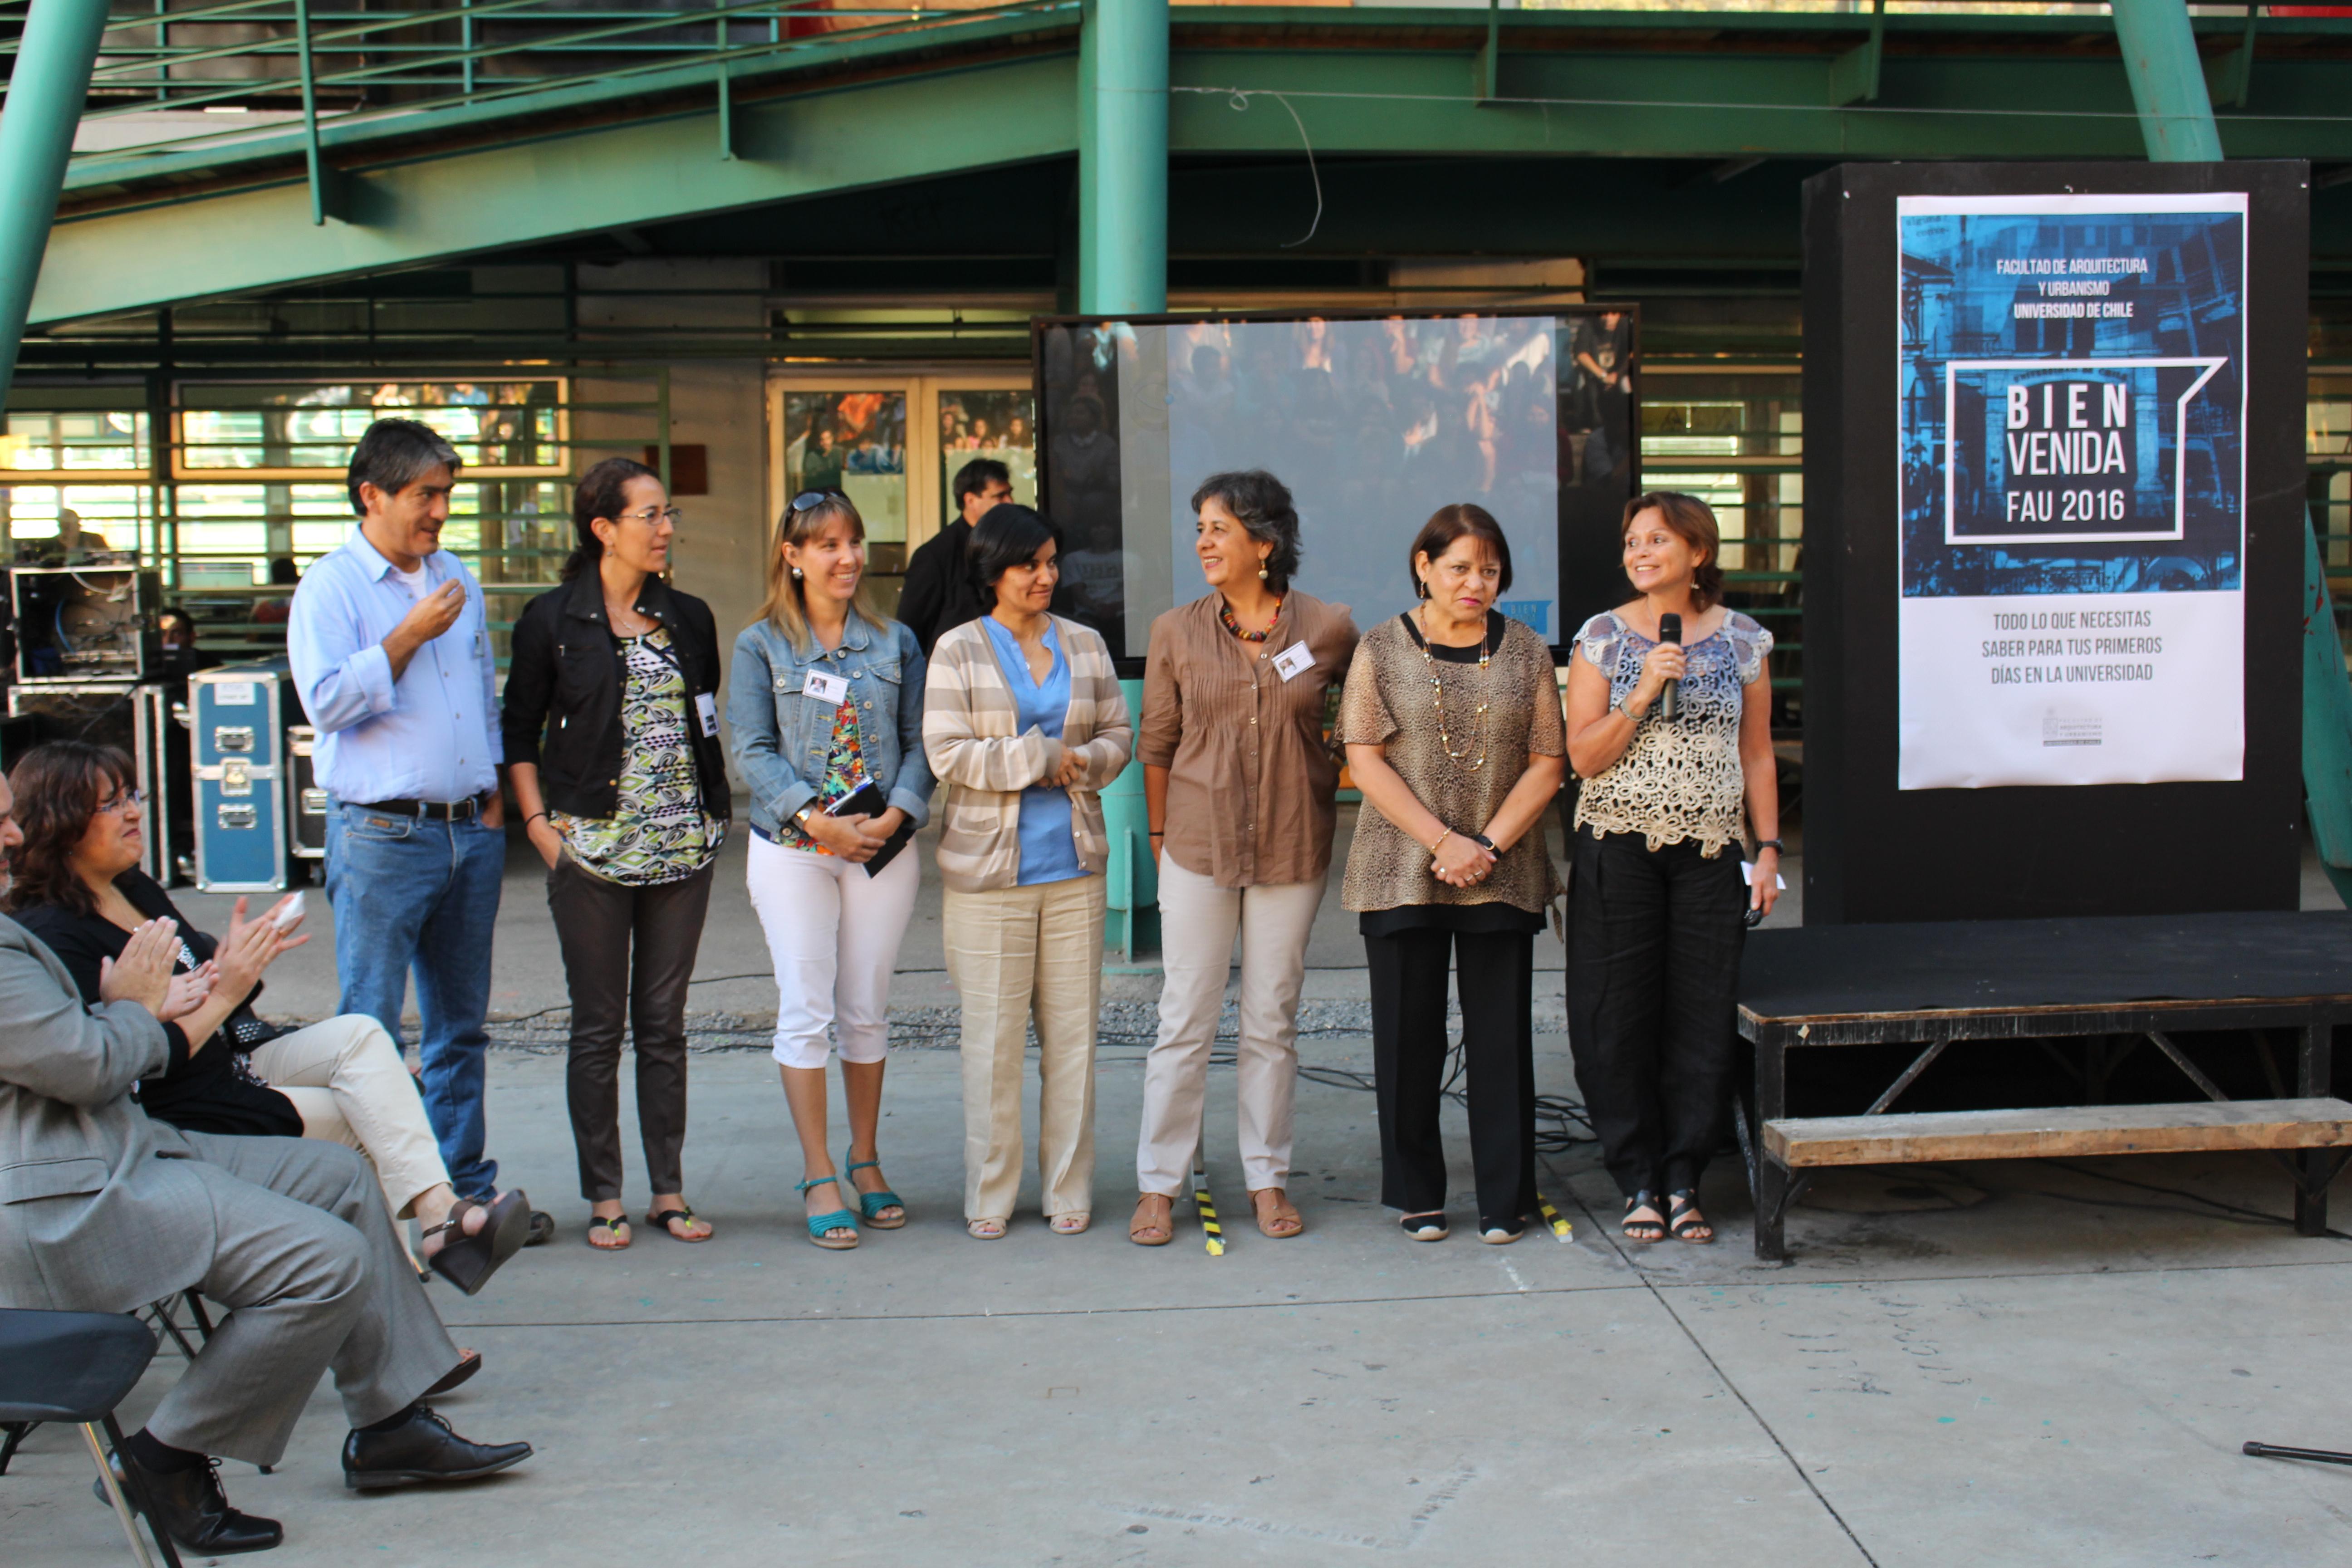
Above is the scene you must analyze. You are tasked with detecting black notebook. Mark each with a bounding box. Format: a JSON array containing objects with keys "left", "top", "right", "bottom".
[{"left": 826, "top": 780, "right": 915, "bottom": 877}]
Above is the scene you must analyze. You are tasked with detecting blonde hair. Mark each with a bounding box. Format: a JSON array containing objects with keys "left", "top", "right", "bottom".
[{"left": 758, "top": 492, "right": 889, "bottom": 652}]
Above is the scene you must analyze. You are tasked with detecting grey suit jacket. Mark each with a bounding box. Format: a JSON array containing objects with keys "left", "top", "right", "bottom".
[{"left": 0, "top": 911, "right": 213, "bottom": 1313}]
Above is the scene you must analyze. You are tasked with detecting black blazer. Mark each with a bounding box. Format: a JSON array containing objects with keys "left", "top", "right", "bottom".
[{"left": 501, "top": 571, "right": 731, "bottom": 821}]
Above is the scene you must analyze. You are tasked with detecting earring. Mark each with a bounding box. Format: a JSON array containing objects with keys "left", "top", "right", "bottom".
[
  {"left": 1258, "top": 565, "right": 1269, "bottom": 581},
  {"left": 1416, "top": 578, "right": 1430, "bottom": 599},
  {"left": 791, "top": 566, "right": 803, "bottom": 580}
]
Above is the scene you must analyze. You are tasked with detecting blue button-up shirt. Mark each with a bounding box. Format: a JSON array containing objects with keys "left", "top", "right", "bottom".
[{"left": 287, "top": 527, "right": 503, "bottom": 804}]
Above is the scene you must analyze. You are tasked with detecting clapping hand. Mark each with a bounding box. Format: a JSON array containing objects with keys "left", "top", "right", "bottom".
[
  {"left": 160, "top": 959, "right": 217, "bottom": 1023},
  {"left": 98, "top": 918, "right": 179, "bottom": 1018}
]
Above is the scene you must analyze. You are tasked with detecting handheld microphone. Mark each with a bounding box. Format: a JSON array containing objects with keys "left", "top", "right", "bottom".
[{"left": 1657, "top": 612, "right": 1682, "bottom": 722}]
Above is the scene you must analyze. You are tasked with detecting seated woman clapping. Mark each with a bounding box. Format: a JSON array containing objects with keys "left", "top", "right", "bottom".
[{"left": 5, "top": 741, "right": 527, "bottom": 1297}]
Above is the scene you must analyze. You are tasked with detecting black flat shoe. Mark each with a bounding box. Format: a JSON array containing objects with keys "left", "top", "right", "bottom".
[
  {"left": 97, "top": 1449, "right": 282, "bottom": 1554},
  {"left": 341, "top": 1406, "right": 534, "bottom": 1490},
  {"left": 1399, "top": 1211, "right": 1450, "bottom": 1242}
]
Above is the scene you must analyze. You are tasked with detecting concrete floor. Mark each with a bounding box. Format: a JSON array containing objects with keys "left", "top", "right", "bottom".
[{"left": 8, "top": 815, "right": 2352, "bottom": 1566}]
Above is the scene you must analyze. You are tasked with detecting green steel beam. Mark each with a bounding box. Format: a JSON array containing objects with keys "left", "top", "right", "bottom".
[
  {"left": 34, "top": 54, "right": 1081, "bottom": 327},
  {"left": 2303, "top": 522, "right": 2352, "bottom": 907},
  {"left": 1078, "top": 0, "right": 1170, "bottom": 315},
  {"left": 34, "top": 18, "right": 2352, "bottom": 325},
  {"left": 0, "top": 0, "right": 111, "bottom": 397},
  {"left": 2112, "top": 0, "right": 2226, "bottom": 161}
]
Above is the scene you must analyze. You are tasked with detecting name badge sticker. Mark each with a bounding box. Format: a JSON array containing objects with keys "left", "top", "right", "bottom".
[
  {"left": 1272, "top": 642, "right": 1316, "bottom": 682},
  {"left": 802, "top": 669, "right": 849, "bottom": 705},
  {"left": 694, "top": 692, "right": 721, "bottom": 739}
]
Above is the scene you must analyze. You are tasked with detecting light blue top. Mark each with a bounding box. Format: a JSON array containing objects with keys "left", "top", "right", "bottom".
[
  {"left": 979, "top": 615, "right": 1085, "bottom": 886},
  {"left": 287, "top": 527, "right": 502, "bottom": 804}
]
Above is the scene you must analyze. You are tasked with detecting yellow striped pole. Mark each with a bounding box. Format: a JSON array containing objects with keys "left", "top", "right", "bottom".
[
  {"left": 1536, "top": 1192, "right": 1572, "bottom": 1242},
  {"left": 1193, "top": 1162, "right": 1224, "bottom": 1256}
]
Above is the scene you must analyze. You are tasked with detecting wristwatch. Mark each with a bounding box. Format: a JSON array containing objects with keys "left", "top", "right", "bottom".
[{"left": 1754, "top": 838, "right": 1784, "bottom": 853}]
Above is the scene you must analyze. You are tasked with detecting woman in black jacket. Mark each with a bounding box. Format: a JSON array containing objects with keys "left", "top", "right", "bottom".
[{"left": 503, "top": 457, "right": 731, "bottom": 1251}]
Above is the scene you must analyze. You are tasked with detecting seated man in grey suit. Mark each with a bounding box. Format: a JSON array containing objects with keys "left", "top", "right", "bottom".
[{"left": 0, "top": 769, "right": 535, "bottom": 1556}]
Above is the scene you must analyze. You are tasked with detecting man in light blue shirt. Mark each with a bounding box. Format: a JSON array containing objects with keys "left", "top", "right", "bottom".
[{"left": 290, "top": 419, "right": 522, "bottom": 1217}]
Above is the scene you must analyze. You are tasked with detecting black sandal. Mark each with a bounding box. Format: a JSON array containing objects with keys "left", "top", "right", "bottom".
[
  {"left": 645, "top": 1206, "right": 711, "bottom": 1243},
  {"left": 422, "top": 1191, "right": 530, "bottom": 1295},
  {"left": 585, "top": 1214, "right": 631, "bottom": 1250},
  {"left": 1622, "top": 1192, "right": 1667, "bottom": 1244},
  {"left": 1667, "top": 1190, "right": 1715, "bottom": 1245}
]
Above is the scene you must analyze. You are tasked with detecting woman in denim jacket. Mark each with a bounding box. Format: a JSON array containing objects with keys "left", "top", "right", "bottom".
[{"left": 729, "top": 489, "right": 935, "bottom": 1249}]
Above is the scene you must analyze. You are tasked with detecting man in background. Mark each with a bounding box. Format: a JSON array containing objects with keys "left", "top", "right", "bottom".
[
  {"left": 289, "top": 419, "right": 549, "bottom": 1244},
  {"left": 897, "top": 456, "right": 1013, "bottom": 655}
]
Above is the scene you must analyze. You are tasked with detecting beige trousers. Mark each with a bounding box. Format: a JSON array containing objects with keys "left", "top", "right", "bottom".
[
  {"left": 248, "top": 1014, "right": 453, "bottom": 1223},
  {"left": 1137, "top": 856, "right": 1326, "bottom": 1196},
  {"left": 943, "top": 875, "right": 1107, "bottom": 1222}
]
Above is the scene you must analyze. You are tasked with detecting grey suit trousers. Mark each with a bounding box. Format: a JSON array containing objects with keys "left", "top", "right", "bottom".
[{"left": 147, "top": 1132, "right": 461, "bottom": 1467}]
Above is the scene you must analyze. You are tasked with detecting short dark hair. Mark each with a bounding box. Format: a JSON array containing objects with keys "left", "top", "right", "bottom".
[
  {"left": 1190, "top": 470, "right": 1301, "bottom": 593},
  {"left": 347, "top": 418, "right": 461, "bottom": 516},
  {"left": 6, "top": 741, "right": 134, "bottom": 918},
  {"left": 952, "top": 457, "right": 1012, "bottom": 511},
  {"left": 564, "top": 456, "right": 658, "bottom": 581},
  {"left": 968, "top": 504, "right": 1060, "bottom": 606},
  {"left": 1408, "top": 503, "right": 1514, "bottom": 598}
]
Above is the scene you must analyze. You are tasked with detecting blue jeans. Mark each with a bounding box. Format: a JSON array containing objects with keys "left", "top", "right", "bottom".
[{"left": 324, "top": 803, "right": 506, "bottom": 1198}]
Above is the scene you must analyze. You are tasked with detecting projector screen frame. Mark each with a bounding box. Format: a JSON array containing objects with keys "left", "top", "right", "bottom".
[{"left": 1029, "top": 305, "right": 1645, "bottom": 675}]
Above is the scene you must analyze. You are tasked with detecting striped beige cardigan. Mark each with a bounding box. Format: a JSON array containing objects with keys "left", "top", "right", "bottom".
[{"left": 921, "top": 614, "right": 1134, "bottom": 893}]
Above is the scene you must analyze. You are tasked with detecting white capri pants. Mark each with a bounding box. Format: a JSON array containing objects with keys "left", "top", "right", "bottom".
[
  {"left": 746, "top": 829, "right": 922, "bottom": 1070},
  {"left": 246, "top": 1013, "right": 453, "bottom": 1221},
  {"left": 1137, "top": 855, "right": 1326, "bottom": 1196}
]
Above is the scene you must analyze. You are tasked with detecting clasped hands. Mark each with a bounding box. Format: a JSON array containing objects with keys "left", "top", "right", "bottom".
[{"left": 1431, "top": 830, "right": 1496, "bottom": 888}]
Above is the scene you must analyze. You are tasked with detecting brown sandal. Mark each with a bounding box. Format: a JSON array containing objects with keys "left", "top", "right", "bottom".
[
  {"left": 1130, "top": 1193, "right": 1175, "bottom": 1246},
  {"left": 1249, "top": 1188, "right": 1304, "bottom": 1239}
]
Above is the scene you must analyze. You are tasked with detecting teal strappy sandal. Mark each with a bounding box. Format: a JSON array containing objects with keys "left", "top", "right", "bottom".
[
  {"left": 796, "top": 1176, "right": 859, "bottom": 1250},
  {"left": 845, "top": 1155, "right": 906, "bottom": 1230}
]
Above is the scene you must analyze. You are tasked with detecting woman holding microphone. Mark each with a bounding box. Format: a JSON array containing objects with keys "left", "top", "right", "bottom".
[
  {"left": 1132, "top": 471, "right": 1357, "bottom": 1246},
  {"left": 1563, "top": 491, "right": 1779, "bottom": 1245},
  {"left": 1336, "top": 504, "right": 1565, "bottom": 1245},
  {"left": 505, "top": 456, "right": 730, "bottom": 1251},
  {"left": 731, "top": 489, "right": 933, "bottom": 1251}
]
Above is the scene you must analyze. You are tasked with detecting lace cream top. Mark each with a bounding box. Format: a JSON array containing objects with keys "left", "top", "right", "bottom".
[{"left": 1571, "top": 609, "right": 1773, "bottom": 856}]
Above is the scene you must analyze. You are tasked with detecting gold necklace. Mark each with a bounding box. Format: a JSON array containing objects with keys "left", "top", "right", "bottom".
[{"left": 1415, "top": 606, "right": 1490, "bottom": 769}]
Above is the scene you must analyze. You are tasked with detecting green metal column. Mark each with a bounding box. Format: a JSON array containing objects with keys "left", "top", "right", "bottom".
[
  {"left": 1078, "top": 0, "right": 1168, "bottom": 955},
  {"left": 0, "top": 0, "right": 111, "bottom": 402},
  {"left": 2111, "top": 0, "right": 2225, "bottom": 162},
  {"left": 1076, "top": 0, "right": 1169, "bottom": 315}
]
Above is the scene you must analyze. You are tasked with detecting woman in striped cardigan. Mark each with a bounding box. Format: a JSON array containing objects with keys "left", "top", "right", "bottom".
[{"left": 922, "top": 505, "right": 1134, "bottom": 1240}]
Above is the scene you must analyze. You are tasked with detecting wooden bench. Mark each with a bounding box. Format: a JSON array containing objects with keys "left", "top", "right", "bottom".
[
  {"left": 1735, "top": 914, "right": 2352, "bottom": 1260},
  {"left": 1765, "top": 1097, "right": 2352, "bottom": 1169}
]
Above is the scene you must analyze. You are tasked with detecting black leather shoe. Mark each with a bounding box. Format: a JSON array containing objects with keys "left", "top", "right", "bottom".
[
  {"left": 97, "top": 1449, "right": 283, "bottom": 1554},
  {"left": 524, "top": 1209, "right": 556, "bottom": 1247},
  {"left": 341, "top": 1406, "right": 533, "bottom": 1490}
]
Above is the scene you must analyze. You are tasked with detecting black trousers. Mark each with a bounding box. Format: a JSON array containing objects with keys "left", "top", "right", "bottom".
[
  {"left": 1565, "top": 827, "right": 1747, "bottom": 1199},
  {"left": 1364, "top": 926, "right": 1538, "bottom": 1228},
  {"left": 548, "top": 855, "right": 715, "bottom": 1202}
]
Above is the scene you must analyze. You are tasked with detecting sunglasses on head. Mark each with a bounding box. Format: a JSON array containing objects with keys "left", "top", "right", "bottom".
[{"left": 789, "top": 489, "right": 845, "bottom": 514}]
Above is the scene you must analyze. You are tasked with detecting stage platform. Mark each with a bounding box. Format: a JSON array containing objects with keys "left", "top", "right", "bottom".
[{"left": 1736, "top": 911, "right": 2352, "bottom": 1261}]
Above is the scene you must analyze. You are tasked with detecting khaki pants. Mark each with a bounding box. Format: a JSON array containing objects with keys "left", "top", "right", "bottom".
[
  {"left": 249, "top": 1014, "right": 453, "bottom": 1224},
  {"left": 943, "top": 875, "right": 1106, "bottom": 1221},
  {"left": 1137, "top": 856, "right": 1326, "bottom": 1196}
]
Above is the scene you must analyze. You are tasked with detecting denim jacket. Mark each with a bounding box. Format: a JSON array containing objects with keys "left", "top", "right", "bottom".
[{"left": 728, "top": 613, "right": 935, "bottom": 841}]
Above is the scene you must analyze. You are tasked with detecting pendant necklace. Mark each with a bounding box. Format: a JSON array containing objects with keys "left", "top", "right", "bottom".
[{"left": 1416, "top": 605, "right": 1490, "bottom": 770}]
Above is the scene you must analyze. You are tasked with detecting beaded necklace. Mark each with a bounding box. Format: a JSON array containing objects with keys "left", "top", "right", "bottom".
[
  {"left": 1414, "top": 605, "right": 1490, "bottom": 770},
  {"left": 1219, "top": 593, "right": 1284, "bottom": 642}
]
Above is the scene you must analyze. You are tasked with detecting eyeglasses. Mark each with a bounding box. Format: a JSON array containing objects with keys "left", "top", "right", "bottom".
[
  {"left": 617, "top": 505, "right": 682, "bottom": 528},
  {"left": 96, "top": 788, "right": 144, "bottom": 816},
  {"left": 789, "top": 489, "right": 845, "bottom": 514}
]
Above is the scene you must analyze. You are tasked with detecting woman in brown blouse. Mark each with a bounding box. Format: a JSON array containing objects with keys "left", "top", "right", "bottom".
[
  {"left": 1337, "top": 504, "right": 1566, "bottom": 1244},
  {"left": 1134, "top": 470, "right": 1358, "bottom": 1245}
]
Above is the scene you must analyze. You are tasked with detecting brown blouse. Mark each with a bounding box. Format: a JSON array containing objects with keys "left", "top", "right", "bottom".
[
  {"left": 1335, "top": 611, "right": 1566, "bottom": 915},
  {"left": 1138, "top": 590, "right": 1360, "bottom": 888}
]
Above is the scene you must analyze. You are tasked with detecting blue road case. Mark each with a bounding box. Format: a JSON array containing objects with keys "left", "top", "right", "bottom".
[{"left": 190, "top": 660, "right": 290, "bottom": 892}]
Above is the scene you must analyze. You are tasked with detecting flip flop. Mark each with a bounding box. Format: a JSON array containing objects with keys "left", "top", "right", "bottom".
[
  {"left": 585, "top": 1214, "right": 632, "bottom": 1250},
  {"left": 645, "top": 1206, "right": 712, "bottom": 1243},
  {"left": 423, "top": 1191, "right": 530, "bottom": 1295}
]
